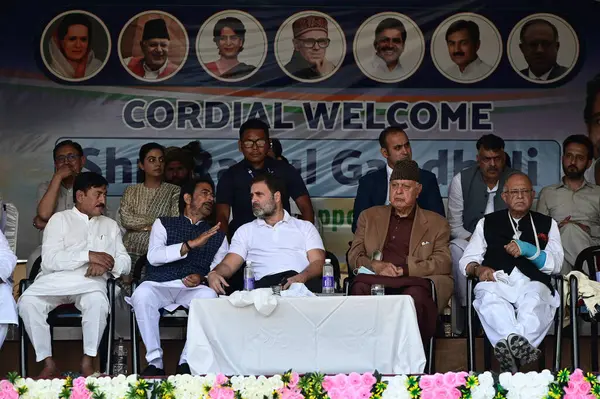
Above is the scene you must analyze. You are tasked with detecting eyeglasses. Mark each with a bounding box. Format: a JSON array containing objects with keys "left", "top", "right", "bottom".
[
  {"left": 295, "top": 38, "right": 331, "bottom": 49},
  {"left": 145, "top": 156, "right": 165, "bottom": 164},
  {"left": 55, "top": 154, "right": 81, "bottom": 164},
  {"left": 242, "top": 139, "right": 268, "bottom": 149},
  {"left": 198, "top": 189, "right": 214, "bottom": 198},
  {"left": 504, "top": 189, "right": 533, "bottom": 198}
]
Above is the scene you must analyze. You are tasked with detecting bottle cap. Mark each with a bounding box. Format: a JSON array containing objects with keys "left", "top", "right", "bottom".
[
  {"left": 246, "top": 260, "right": 252, "bottom": 266},
  {"left": 325, "top": 258, "right": 331, "bottom": 263}
]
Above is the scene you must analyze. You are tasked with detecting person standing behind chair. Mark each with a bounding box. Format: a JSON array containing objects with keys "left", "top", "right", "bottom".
[
  {"left": 0, "top": 229, "right": 17, "bottom": 350},
  {"left": 18, "top": 172, "right": 131, "bottom": 378},
  {"left": 129, "top": 177, "right": 228, "bottom": 376},
  {"left": 536, "top": 135, "right": 600, "bottom": 273},
  {"left": 352, "top": 126, "right": 444, "bottom": 233},
  {"left": 119, "top": 143, "right": 180, "bottom": 269}
]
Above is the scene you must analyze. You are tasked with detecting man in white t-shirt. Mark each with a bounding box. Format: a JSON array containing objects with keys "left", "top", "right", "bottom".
[{"left": 208, "top": 174, "right": 325, "bottom": 293}]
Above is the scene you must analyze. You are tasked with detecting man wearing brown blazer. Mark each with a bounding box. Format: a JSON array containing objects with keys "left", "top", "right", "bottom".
[{"left": 348, "top": 159, "right": 453, "bottom": 342}]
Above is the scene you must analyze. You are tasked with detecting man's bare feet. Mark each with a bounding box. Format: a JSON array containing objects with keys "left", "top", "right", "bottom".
[
  {"left": 80, "top": 355, "right": 95, "bottom": 377},
  {"left": 39, "top": 357, "right": 59, "bottom": 378}
]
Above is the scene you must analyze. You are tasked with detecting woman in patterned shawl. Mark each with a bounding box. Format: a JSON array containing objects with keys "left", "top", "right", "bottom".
[{"left": 119, "top": 143, "right": 180, "bottom": 269}]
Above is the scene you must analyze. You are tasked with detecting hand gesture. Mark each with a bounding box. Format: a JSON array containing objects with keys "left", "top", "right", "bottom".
[
  {"left": 372, "top": 260, "right": 401, "bottom": 277},
  {"left": 85, "top": 263, "right": 106, "bottom": 277},
  {"left": 558, "top": 216, "right": 572, "bottom": 229},
  {"left": 504, "top": 241, "right": 521, "bottom": 258},
  {"left": 190, "top": 223, "right": 221, "bottom": 249},
  {"left": 283, "top": 273, "right": 307, "bottom": 290},
  {"left": 54, "top": 164, "right": 76, "bottom": 180},
  {"left": 207, "top": 271, "right": 229, "bottom": 295},
  {"left": 89, "top": 251, "right": 114, "bottom": 271},
  {"left": 183, "top": 274, "right": 203, "bottom": 288},
  {"left": 477, "top": 266, "right": 496, "bottom": 282},
  {"left": 315, "top": 58, "right": 335, "bottom": 76}
]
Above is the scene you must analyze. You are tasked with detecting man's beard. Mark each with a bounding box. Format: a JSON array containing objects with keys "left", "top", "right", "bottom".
[
  {"left": 565, "top": 167, "right": 585, "bottom": 179},
  {"left": 252, "top": 198, "right": 276, "bottom": 219}
]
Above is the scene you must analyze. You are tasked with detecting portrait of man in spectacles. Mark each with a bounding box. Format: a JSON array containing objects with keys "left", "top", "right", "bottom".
[{"left": 283, "top": 15, "right": 336, "bottom": 81}]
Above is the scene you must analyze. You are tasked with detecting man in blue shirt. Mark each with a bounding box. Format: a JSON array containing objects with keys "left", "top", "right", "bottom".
[{"left": 352, "top": 126, "right": 445, "bottom": 233}]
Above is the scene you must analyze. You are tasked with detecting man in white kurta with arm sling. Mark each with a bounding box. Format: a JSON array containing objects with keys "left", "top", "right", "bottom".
[
  {"left": 129, "top": 177, "right": 228, "bottom": 376},
  {"left": 18, "top": 172, "right": 131, "bottom": 378},
  {"left": 0, "top": 229, "right": 17, "bottom": 350},
  {"left": 460, "top": 172, "right": 563, "bottom": 373}
]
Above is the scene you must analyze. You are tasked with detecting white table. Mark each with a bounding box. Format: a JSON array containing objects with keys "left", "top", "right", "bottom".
[{"left": 186, "top": 295, "right": 426, "bottom": 375}]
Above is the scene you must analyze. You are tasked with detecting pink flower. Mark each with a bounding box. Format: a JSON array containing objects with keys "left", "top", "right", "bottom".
[
  {"left": 70, "top": 377, "right": 92, "bottom": 399},
  {"left": 215, "top": 373, "right": 228, "bottom": 386},
  {"left": 419, "top": 375, "right": 434, "bottom": 390},
  {"left": 328, "top": 388, "right": 343, "bottom": 399},
  {"left": 279, "top": 388, "right": 304, "bottom": 399},
  {"left": 322, "top": 376, "right": 334, "bottom": 391},
  {"left": 421, "top": 391, "right": 436, "bottom": 399},
  {"left": 348, "top": 372, "right": 362, "bottom": 386},
  {"left": 443, "top": 372, "right": 458, "bottom": 387},
  {"left": 0, "top": 381, "right": 17, "bottom": 399},
  {"left": 434, "top": 373, "right": 446, "bottom": 387},
  {"left": 356, "top": 386, "right": 372, "bottom": 399},
  {"left": 564, "top": 381, "right": 579, "bottom": 395},
  {"left": 579, "top": 382, "right": 592, "bottom": 394},
  {"left": 360, "top": 372, "right": 376, "bottom": 387},
  {"left": 334, "top": 374, "right": 348, "bottom": 389},
  {"left": 288, "top": 372, "right": 299, "bottom": 388},
  {"left": 570, "top": 369, "right": 585, "bottom": 383},
  {"left": 209, "top": 386, "right": 234, "bottom": 399},
  {"left": 455, "top": 371, "right": 469, "bottom": 386}
]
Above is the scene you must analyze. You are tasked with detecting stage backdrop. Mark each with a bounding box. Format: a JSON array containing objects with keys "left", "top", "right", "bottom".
[{"left": 0, "top": 0, "right": 597, "bottom": 266}]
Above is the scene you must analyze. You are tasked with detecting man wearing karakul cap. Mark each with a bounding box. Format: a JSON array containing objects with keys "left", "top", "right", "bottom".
[
  {"left": 348, "top": 159, "right": 453, "bottom": 344},
  {"left": 283, "top": 15, "right": 336, "bottom": 80},
  {"left": 124, "top": 18, "right": 179, "bottom": 80}
]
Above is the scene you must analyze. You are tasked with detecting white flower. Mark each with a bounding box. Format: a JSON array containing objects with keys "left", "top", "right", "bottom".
[
  {"left": 381, "top": 375, "right": 410, "bottom": 399},
  {"left": 499, "top": 371, "right": 554, "bottom": 399},
  {"left": 472, "top": 372, "right": 495, "bottom": 399}
]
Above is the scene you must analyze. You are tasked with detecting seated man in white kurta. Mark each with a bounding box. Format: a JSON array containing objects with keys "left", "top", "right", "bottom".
[
  {"left": 18, "top": 172, "right": 131, "bottom": 378},
  {"left": 208, "top": 174, "right": 325, "bottom": 294},
  {"left": 0, "top": 229, "right": 17, "bottom": 350},
  {"left": 129, "top": 177, "right": 228, "bottom": 377},
  {"left": 459, "top": 172, "right": 563, "bottom": 373}
]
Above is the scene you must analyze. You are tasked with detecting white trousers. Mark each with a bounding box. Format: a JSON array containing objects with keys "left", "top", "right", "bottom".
[
  {"left": 451, "top": 238, "right": 469, "bottom": 307},
  {"left": 18, "top": 292, "right": 109, "bottom": 362},
  {"left": 560, "top": 223, "right": 600, "bottom": 274},
  {"left": 130, "top": 280, "right": 217, "bottom": 368},
  {"left": 473, "top": 269, "right": 559, "bottom": 347},
  {"left": 0, "top": 324, "right": 8, "bottom": 350}
]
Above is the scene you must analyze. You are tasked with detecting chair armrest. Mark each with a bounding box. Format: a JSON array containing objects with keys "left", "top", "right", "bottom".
[
  {"left": 425, "top": 277, "right": 438, "bottom": 304},
  {"left": 106, "top": 278, "right": 116, "bottom": 304},
  {"left": 19, "top": 278, "right": 32, "bottom": 295}
]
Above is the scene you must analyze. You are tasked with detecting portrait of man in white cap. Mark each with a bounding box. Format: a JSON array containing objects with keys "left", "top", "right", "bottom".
[{"left": 123, "top": 17, "right": 180, "bottom": 80}]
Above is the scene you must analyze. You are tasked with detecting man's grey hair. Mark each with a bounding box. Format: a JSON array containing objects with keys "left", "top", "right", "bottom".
[{"left": 502, "top": 171, "right": 532, "bottom": 192}]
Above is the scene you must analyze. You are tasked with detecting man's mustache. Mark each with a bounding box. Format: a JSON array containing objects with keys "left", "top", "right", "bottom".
[
  {"left": 453, "top": 51, "right": 465, "bottom": 57},
  {"left": 379, "top": 46, "right": 397, "bottom": 52}
]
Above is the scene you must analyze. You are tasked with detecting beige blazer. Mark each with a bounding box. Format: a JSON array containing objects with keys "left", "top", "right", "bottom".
[{"left": 348, "top": 205, "right": 453, "bottom": 314}]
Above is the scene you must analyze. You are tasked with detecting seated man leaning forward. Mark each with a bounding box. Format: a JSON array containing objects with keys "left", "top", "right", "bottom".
[
  {"left": 208, "top": 174, "right": 325, "bottom": 294},
  {"left": 130, "top": 177, "right": 228, "bottom": 376},
  {"left": 348, "top": 160, "right": 453, "bottom": 343},
  {"left": 459, "top": 172, "right": 563, "bottom": 373},
  {"left": 18, "top": 172, "right": 131, "bottom": 378}
]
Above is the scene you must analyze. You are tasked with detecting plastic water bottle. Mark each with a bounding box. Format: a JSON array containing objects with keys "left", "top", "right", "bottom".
[
  {"left": 244, "top": 261, "right": 255, "bottom": 291},
  {"left": 322, "top": 259, "right": 335, "bottom": 295},
  {"left": 112, "top": 337, "right": 128, "bottom": 375}
]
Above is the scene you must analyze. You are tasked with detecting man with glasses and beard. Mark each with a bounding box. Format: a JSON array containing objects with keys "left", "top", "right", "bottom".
[
  {"left": 18, "top": 172, "right": 131, "bottom": 377},
  {"left": 209, "top": 174, "right": 325, "bottom": 294},
  {"left": 128, "top": 177, "right": 228, "bottom": 376},
  {"left": 364, "top": 18, "right": 408, "bottom": 81},
  {"left": 448, "top": 134, "right": 515, "bottom": 334},
  {"left": 283, "top": 15, "right": 336, "bottom": 80},
  {"left": 444, "top": 20, "right": 492, "bottom": 82},
  {"left": 536, "top": 135, "right": 600, "bottom": 273},
  {"left": 460, "top": 172, "right": 563, "bottom": 373}
]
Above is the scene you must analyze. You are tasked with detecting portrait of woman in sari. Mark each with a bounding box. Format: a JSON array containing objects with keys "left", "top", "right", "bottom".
[
  {"left": 119, "top": 142, "right": 180, "bottom": 270},
  {"left": 47, "top": 13, "right": 104, "bottom": 80}
]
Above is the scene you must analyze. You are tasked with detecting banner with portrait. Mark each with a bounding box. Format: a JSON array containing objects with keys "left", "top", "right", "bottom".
[{"left": 0, "top": 0, "right": 597, "bottom": 265}]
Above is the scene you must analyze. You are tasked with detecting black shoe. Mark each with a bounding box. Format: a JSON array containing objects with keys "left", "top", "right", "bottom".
[
  {"left": 494, "top": 339, "right": 518, "bottom": 373},
  {"left": 141, "top": 365, "right": 166, "bottom": 377},
  {"left": 175, "top": 363, "right": 191, "bottom": 375},
  {"left": 507, "top": 333, "right": 541, "bottom": 365}
]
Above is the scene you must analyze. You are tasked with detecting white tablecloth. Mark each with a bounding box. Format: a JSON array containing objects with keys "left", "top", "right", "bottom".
[{"left": 186, "top": 295, "right": 426, "bottom": 375}]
